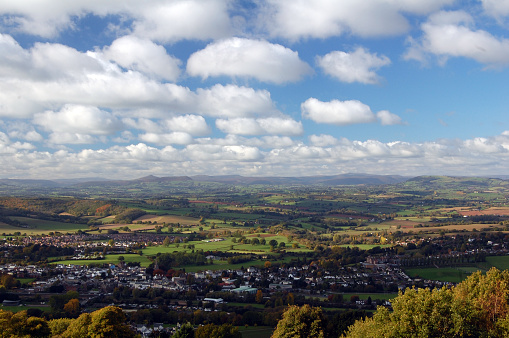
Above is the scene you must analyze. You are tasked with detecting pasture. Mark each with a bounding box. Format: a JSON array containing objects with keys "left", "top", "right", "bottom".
[
  {"left": 2, "top": 217, "right": 88, "bottom": 235},
  {"left": 54, "top": 253, "right": 153, "bottom": 267},
  {"left": 0, "top": 305, "right": 50, "bottom": 313},
  {"left": 404, "top": 266, "right": 487, "bottom": 283},
  {"left": 485, "top": 256, "right": 509, "bottom": 270},
  {"left": 238, "top": 326, "right": 273, "bottom": 338},
  {"left": 134, "top": 214, "right": 200, "bottom": 226}
]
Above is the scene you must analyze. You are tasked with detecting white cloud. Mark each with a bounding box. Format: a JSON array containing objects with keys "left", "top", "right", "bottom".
[
  {"left": 103, "top": 35, "right": 181, "bottom": 82},
  {"left": 33, "top": 105, "right": 123, "bottom": 136},
  {"left": 216, "top": 118, "right": 265, "bottom": 135},
  {"left": 196, "top": 84, "right": 277, "bottom": 118},
  {"left": 124, "top": 115, "right": 210, "bottom": 136},
  {"left": 302, "top": 98, "right": 403, "bottom": 126},
  {"left": 301, "top": 98, "right": 377, "bottom": 125},
  {"left": 0, "top": 34, "right": 31, "bottom": 78},
  {"left": 216, "top": 117, "right": 303, "bottom": 136},
  {"left": 183, "top": 144, "right": 262, "bottom": 161},
  {"left": 481, "top": 0, "right": 509, "bottom": 20},
  {"left": 309, "top": 134, "right": 340, "bottom": 147},
  {"left": 376, "top": 110, "right": 404, "bottom": 125},
  {"left": 258, "top": 0, "right": 454, "bottom": 40},
  {"left": 1, "top": 121, "right": 43, "bottom": 142},
  {"left": 139, "top": 132, "right": 194, "bottom": 145},
  {"left": 0, "top": 0, "right": 233, "bottom": 41},
  {"left": 187, "top": 38, "right": 312, "bottom": 84},
  {"left": 195, "top": 134, "right": 296, "bottom": 149},
  {"left": 131, "top": 0, "right": 233, "bottom": 42},
  {"left": 0, "top": 38, "right": 280, "bottom": 120},
  {"left": 257, "top": 118, "right": 304, "bottom": 136},
  {"left": 165, "top": 115, "right": 210, "bottom": 136},
  {"left": 0, "top": 35, "right": 196, "bottom": 118},
  {"left": 405, "top": 10, "right": 509, "bottom": 67},
  {"left": 316, "top": 47, "right": 391, "bottom": 84},
  {"left": 123, "top": 118, "right": 163, "bottom": 133},
  {"left": 47, "top": 132, "right": 97, "bottom": 145},
  {"left": 1, "top": 132, "right": 509, "bottom": 178}
]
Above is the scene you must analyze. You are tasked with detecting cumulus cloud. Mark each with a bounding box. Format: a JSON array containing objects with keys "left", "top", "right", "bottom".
[
  {"left": 131, "top": 0, "right": 233, "bottom": 42},
  {"left": 0, "top": 35, "right": 196, "bottom": 118},
  {"left": 33, "top": 105, "right": 123, "bottom": 136},
  {"left": 195, "top": 134, "right": 296, "bottom": 149},
  {"left": 2, "top": 132, "right": 509, "bottom": 178},
  {"left": 258, "top": 0, "right": 455, "bottom": 40},
  {"left": 183, "top": 144, "right": 262, "bottom": 162},
  {"left": 309, "top": 134, "right": 340, "bottom": 147},
  {"left": 187, "top": 38, "right": 312, "bottom": 84},
  {"left": 0, "top": 0, "right": 233, "bottom": 41},
  {"left": 376, "top": 110, "right": 404, "bottom": 126},
  {"left": 123, "top": 118, "right": 163, "bottom": 133},
  {"left": 301, "top": 98, "right": 404, "bottom": 126},
  {"left": 1, "top": 38, "right": 281, "bottom": 121},
  {"left": 196, "top": 84, "right": 277, "bottom": 118},
  {"left": 47, "top": 132, "right": 98, "bottom": 145},
  {"left": 139, "top": 132, "right": 194, "bottom": 145},
  {"left": 216, "top": 117, "right": 303, "bottom": 136},
  {"left": 102, "top": 35, "right": 181, "bottom": 82},
  {"left": 301, "top": 98, "right": 377, "bottom": 125},
  {"left": 405, "top": 10, "right": 509, "bottom": 67},
  {"left": 481, "top": 0, "right": 509, "bottom": 20},
  {"left": 165, "top": 115, "right": 210, "bottom": 136},
  {"left": 0, "top": 121, "right": 43, "bottom": 142},
  {"left": 316, "top": 47, "right": 391, "bottom": 84}
]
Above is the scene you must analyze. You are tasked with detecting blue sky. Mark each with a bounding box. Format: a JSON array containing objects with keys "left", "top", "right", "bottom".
[{"left": 0, "top": 0, "right": 509, "bottom": 179}]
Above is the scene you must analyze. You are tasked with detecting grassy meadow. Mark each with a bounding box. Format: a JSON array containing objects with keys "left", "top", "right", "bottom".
[
  {"left": 404, "top": 257, "right": 509, "bottom": 283},
  {"left": 1, "top": 217, "right": 88, "bottom": 235}
]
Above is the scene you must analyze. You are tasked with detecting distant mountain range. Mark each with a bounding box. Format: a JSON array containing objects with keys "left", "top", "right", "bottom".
[
  {"left": 2, "top": 174, "right": 509, "bottom": 198},
  {"left": 0, "top": 173, "right": 409, "bottom": 188}
]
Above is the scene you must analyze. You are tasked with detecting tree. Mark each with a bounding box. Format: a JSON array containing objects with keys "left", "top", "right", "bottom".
[
  {"left": 173, "top": 322, "right": 195, "bottom": 338},
  {"left": 195, "top": 323, "right": 241, "bottom": 338},
  {"left": 48, "top": 318, "right": 73, "bottom": 336},
  {"left": 344, "top": 268, "right": 509, "bottom": 338},
  {"left": 286, "top": 293, "right": 295, "bottom": 306},
  {"left": 0, "top": 274, "right": 19, "bottom": 289},
  {"left": 87, "top": 306, "right": 134, "bottom": 338},
  {"left": 57, "top": 306, "right": 134, "bottom": 338},
  {"left": 256, "top": 289, "right": 264, "bottom": 304},
  {"left": 62, "top": 312, "right": 92, "bottom": 338},
  {"left": 163, "top": 236, "right": 171, "bottom": 247},
  {"left": 0, "top": 310, "right": 51, "bottom": 338},
  {"left": 64, "top": 298, "right": 81, "bottom": 317},
  {"left": 271, "top": 304, "right": 326, "bottom": 338}
]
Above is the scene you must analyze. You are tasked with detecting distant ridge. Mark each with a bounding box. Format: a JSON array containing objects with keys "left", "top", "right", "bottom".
[
  {"left": 73, "top": 175, "right": 192, "bottom": 187},
  {"left": 3, "top": 174, "right": 509, "bottom": 197},
  {"left": 0, "top": 178, "right": 60, "bottom": 187},
  {"left": 0, "top": 174, "right": 409, "bottom": 188},
  {"left": 191, "top": 173, "right": 409, "bottom": 185}
]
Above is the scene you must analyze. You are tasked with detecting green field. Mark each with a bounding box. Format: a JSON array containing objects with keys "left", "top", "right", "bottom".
[
  {"left": 485, "top": 256, "right": 509, "bottom": 270},
  {"left": 404, "top": 266, "right": 482, "bottom": 283},
  {"left": 0, "top": 305, "right": 50, "bottom": 313},
  {"left": 53, "top": 253, "right": 153, "bottom": 267},
  {"left": 404, "top": 256, "right": 509, "bottom": 283},
  {"left": 238, "top": 326, "right": 273, "bottom": 338},
  {"left": 338, "top": 244, "right": 392, "bottom": 250},
  {"left": 3, "top": 217, "right": 88, "bottom": 235}
]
